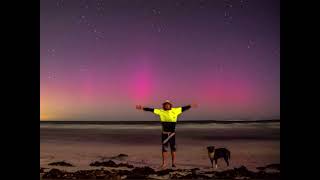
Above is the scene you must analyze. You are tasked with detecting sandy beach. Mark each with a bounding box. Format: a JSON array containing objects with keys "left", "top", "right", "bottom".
[{"left": 41, "top": 121, "right": 280, "bottom": 174}]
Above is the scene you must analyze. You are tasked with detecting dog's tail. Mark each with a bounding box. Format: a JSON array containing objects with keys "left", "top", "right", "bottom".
[{"left": 227, "top": 150, "right": 231, "bottom": 159}]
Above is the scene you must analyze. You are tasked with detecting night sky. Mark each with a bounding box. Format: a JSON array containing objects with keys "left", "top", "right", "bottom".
[{"left": 40, "top": 0, "right": 280, "bottom": 121}]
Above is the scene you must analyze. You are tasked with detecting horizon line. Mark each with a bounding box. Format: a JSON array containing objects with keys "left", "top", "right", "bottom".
[{"left": 40, "top": 119, "right": 280, "bottom": 124}]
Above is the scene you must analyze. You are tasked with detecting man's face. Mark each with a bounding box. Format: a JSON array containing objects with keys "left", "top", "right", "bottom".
[{"left": 163, "top": 103, "right": 172, "bottom": 110}]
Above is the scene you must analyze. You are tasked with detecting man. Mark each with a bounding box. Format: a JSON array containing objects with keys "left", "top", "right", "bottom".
[{"left": 136, "top": 100, "right": 197, "bottom": 168}]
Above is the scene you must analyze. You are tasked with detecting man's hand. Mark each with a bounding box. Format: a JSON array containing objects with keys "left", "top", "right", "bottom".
[
  {"left": 136, "top": 105, "right": 143, "bottom": 110},
  {"left": 191, "top": 103, "right": 198, "bottom": 108}
]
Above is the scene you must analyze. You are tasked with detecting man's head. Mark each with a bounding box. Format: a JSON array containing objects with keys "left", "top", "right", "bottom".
[{"left": 162, "top": 100, "right": 172, "bottom": 110}]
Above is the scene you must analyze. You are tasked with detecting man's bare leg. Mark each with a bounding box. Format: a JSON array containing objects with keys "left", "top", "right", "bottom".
[
  {"left": 161, "top": 152, "right": 168, "bottom": 168},
  {"left": 171, "top": 151, "right": 176, "bottom": 167}
]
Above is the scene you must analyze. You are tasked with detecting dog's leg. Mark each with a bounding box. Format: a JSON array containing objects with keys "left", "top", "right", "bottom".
[
  {"left": 215, "top": 159, "right": 218, "bottom": 169},
  {"left": 210, "top": 159, "right": 213, "bottom": 168},
  {"left": 224, "top": 157, "right": 229, "bottom": 166}
]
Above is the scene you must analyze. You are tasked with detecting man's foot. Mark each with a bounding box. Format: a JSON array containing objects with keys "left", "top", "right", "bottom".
[{"left": 160, "top": 163, "right": 167, "bottom": 169}]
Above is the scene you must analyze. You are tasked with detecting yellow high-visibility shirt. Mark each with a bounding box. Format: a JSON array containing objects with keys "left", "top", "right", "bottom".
[{"left": 153, "top": 107, "right": 182, "bottom": 122}]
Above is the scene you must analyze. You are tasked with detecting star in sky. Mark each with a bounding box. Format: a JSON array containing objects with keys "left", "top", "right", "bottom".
[
  {"left": 47, "top": 49, "right": 56, "bottom": 56},
  {"left": 47, "top": 72, "right": 57, "bottom": 79}
]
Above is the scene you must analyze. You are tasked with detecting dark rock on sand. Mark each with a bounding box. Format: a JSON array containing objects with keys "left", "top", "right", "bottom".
[
  {"left": 255, "top": 170, "right": 280, "bottom": 179},
  {"left": 213, "top": 166, "right": 253, "bottom": 179},
  {"left": 264, "top": 163, "right": 280, "bottom": 171},
  {"left": 234, "top": 166, "right": 253, "bottom": 177},
  {"left": 43, "top": 168, "right": 122, "bottom": 179},
  {"left": 40, "top": 167, "right": 46, "bottom": 173},
  {"left": 112, "top": 169, "right": 133, "bottom": 176},
  {"left": 111, "top": 153, "right": 129, "bottom": 159},
  {"left": 99, "top": 154, "right": 129, "bottom": 161},
  {"left": 42, "top": 168, "right": 65, "bottom": 179},
  {"left": 118, "top": 162, "right": 134, "bottom": 168},
  {"left": 209, "top": 165, "right": 280, "bottom": 180},
  {"left": 156, "top": 168, "right": 175, "bottom": 176},
  {"left": 177, "top": 174, "right": 211, "bottom": 179},
  {"left": 125, "top": 174, "right": 147, "bottom": 179},
  {"left": 256, "top": 166, "right": 265, "bottom": 171},
  {"left": 90, "top": 160, "right": 117, "bottom": 167},
  {"left": 191, "top": 168, "right": 200, "bottom": 174},
  {"left": 132, "top": 166, "right": 156, "bottom": 175},
  {"left": 124, "top": 166, "right": 156, "bottom": 179},
  {"left": 90, "top": 160, "right": 134, "bottom": 168},
  {"left": 42, "top": 165, "right": 280, "bottom": 180},
  {"left": 191, "top": 168, "right": 200, "bottom": 171},
  {"left": 105, "top": 175, "right": 122, "bottom": 180},
  {"left": 73, "top": 170, "right": 101, "bottom": 179},
  {"left": 170, "top": 171, "right": 211, "bottom": 179},
  {"left": 48, "top": 161, "right": 74, "bottom": 167},
  {"left": 257, "top": 163, "right": 280, "bottom": 171}
]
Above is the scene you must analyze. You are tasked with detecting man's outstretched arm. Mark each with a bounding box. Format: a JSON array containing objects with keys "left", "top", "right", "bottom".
[
  {"left": 143, "top": 107, "right": 154, "bottom": 112},
  {"left": 136, "top": 105, "right": 154, "bottom": 112},
  {"left": 181, "top": 103, "right": 198, "bottom": 112},
  {"left": 181, "top": 105, "right": 191, "bottom": 112}
]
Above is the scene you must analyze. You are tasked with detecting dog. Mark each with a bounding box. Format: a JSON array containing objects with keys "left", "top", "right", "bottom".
[{"left": 207, "top": 146, "right": 231, "bottom": 168}]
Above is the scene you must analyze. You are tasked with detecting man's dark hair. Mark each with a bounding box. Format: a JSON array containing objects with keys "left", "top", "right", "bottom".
[{"left": 162, "top": 102, "right": 172, "bottom": 108}]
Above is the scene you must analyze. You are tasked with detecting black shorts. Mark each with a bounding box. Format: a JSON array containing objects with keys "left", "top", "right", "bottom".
[{"left": 162, "top": 132, "right": 176, "bottom": 152}]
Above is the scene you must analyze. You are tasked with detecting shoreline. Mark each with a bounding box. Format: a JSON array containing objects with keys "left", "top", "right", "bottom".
[{"left": 40, "top": 120, "right": 280, "bottom": 125}]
